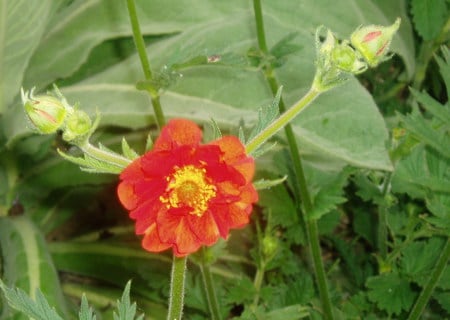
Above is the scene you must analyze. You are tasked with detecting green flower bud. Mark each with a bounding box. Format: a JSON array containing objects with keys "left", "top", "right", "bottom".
[
  {"left": 331, "top": 42, "right": 367, "bottom": 74},
  {"left": 350, "top": 18, "right": 401, "bottom": 67},
  {"left": 22, "top": 88, "right": 68, "bottom": 134},
  {"left": 262, "top": 235, "right": 278, "bottom": 260},
  {"left": 62, "top": 109, "right": 92, "bottom": 142}
]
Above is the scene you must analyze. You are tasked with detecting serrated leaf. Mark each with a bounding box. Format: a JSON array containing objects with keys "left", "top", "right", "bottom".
[
  {"left": 410, "top": 88, "right": 450, "bottom": 125},
  {"left": 265, "top": 305, "right": 310, "bottom": 320},
  {"left": 0, "top": 0, "right": 53, "bottom": 113},
  {"left": 209, "top": 118, "right": 222, "bottom": 140},
  {"left": 308, "top": 167, "right": 352, "bottom": 220},
  {"left": 0, "top": 280, "right": 63, "bottom": 320},
  {"left": 247, "top": 87, "right": 282, "bottom": 143},
  {"left": 79, "top": 294, "right": 97, "bottom": 320},
  {"left": 411, "top": 0, "right": 448, "bottom": 40},
  {"left": 435, "top": 46, "right": 450, "bottom": 95},
  {"left": 121, "top": 138, "right": 139, "bottom": 160},
  {"left": 0, "top": 216, "right": 69, "bottom": 319},
  {"left": 113, "top": 281, "right": 143, "bottom": 320},
  {"left": 254, "top": 176, "right": 287, "bottom": 190},
  {"left": 400, "top": 237, "right": 446, "bottom": 286},
  {"left": 366, "top": 273, "right": 416, "bottom": 316},
  {"left": 57, "top": 149, "right": 124, "bottom": 174}
]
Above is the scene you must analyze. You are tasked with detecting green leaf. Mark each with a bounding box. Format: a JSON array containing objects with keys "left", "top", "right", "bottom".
[
  {"left": 246, "top": 86, "right": 281, "bottom": 143},
  {"left": 366, "top": 273, "right": 416, "bottom": 316},
  {"left": 307, "top": 166, "right": 353, "bottom": 220},
  {"left": 57, "top": 149, "right": 124, "bottom": 174},
  {"left": 435, "top": 46, "right": 450, "bottom": 95},
  {"left": 400, "top": 237, "right": 446, "bottom": 286},
  {"left": 265, "top": 305, "right": 310, "bottom": 320},
  {"left": 79, "top": 294, "right": 97, "bottom": 320},
  {"left": 0, "top": 0, "right": 53, "bottom": 113},
  {"left": 0, "top": 280, "right": 63, "bottom": 320},
  {"left": 410, "top": 0, "right": 449, "bottom": 40},
  {"left": 113, "top": 281, "right": 143, "bottom": 320},
  {"left": 121, "top": 138, "right": 140, "bottom": 160},
  {"left": 253, "top": 175, "right": 287, "bottom": 190},
  {"left": 0, "top": 215, "right": 69, "bottom": 319}
]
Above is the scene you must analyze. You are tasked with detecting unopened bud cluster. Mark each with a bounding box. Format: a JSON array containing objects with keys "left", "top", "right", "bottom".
[
  {"left": 22, "top": 87, "right": 93, "bottom": 143},
  {"left": 313, "top": 18, "right": 400, "bottom": 91}
]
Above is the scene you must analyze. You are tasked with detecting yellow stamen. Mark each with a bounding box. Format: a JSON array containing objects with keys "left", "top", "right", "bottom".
[{"left": 159, "top": 165, "right": 216, "bottom": 216}]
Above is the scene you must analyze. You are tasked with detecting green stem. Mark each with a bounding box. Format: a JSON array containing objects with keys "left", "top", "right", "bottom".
[
  {"left": 250, "top": 2, "right": 334, "bottom": 319},
  {"left": 252, "top": 263, "right": 266, "bottom": 307},
  {"left": 377, "top": 172, "right": 392, "bottom": 259},
  {"left": 245, "top": 87, "right": 319, "bottom": 154},
  {"left": 407, "top": 238, "right": 450, "bottom": 320},
  {"left": 79, "top": 142, "right": 132, "bottom": 169},
  {"left": 199, "top": 249, "right": 221, "bottom": 320},
  {"left": 126, "top": 0, "right": 166, "bottom": 129},
  {"left": 167, "top": 256, "right": 187, "bottom": 320}
]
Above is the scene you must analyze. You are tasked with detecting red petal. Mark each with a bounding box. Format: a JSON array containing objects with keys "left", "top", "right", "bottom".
[
  {"left": 153, "top": 119, "right": 202, "bottom": 151},
  {"left": 187, "top": 211, "right": 220, "bottom": 246},
  {"left": 156, "top": 208, "right": 186, "bottom": 243},
  {"left": 142, "top": 223, "right": 171, "bottom": 253},
  {"left": 119, "top": 157, "right": 143, "bottom": 181},
  {"left": 212, "top": 136, "right": 255, "bottom": 182}
]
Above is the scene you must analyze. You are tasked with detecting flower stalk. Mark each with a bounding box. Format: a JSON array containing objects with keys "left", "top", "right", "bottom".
[
  {"left": 167, "top": 256, "right": 187, "bottom": 320},
  {"left": 126, "top": 0, "right": 166, "bottom": 129},
  {"left": 199, "top": 248, "right": 221, "bottom": 320},
  {"left": 250, "top": 1, "right": 334, "bottom": 318}
]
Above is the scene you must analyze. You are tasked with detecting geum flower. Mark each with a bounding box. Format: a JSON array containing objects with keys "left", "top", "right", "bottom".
[{"left": 117, "top": 119, "right": 258, "bottom": 257}]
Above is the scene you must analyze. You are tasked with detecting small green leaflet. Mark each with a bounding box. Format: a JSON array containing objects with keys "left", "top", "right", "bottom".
[{"left": 0, "top": 279, "right": 64, "bottom": 320}]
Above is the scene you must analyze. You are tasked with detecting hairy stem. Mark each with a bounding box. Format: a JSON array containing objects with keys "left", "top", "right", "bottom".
[
  {"left": 167, "top": 256, "right": 187, "bottom": 320},
  {"left": 250, "top": 1, "right": 334, "bottom": 319},
  {"left": 199, "top": 250, "right": 221, "bottom": 320},
  {"left": 79, "top": 142, "right": 132, "bottom": 169},
  {"left": 126, "top": 0, "right": 166, "bottom": 129},
  {"left": 407, "top": 238, "right": 450, "bottom": 320}
]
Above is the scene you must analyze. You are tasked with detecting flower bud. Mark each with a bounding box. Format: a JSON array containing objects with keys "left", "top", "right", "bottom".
[
  {"left": 62, "top": 109, "right": 92, "bottom": 142},
  {"left": 22, "top": 88, "right": 68, "bottom": 134},
  {"left": 262, "top": 235, "right": 278, "bottom": 260},
  {"left": 350, "top": 18, "right": 401, "bottom": 67},
  {"left": 331, "top": 42, "right": 367, "bottom": 74}
]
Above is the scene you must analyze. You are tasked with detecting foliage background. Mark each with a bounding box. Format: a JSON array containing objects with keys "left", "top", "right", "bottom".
[{"left": 0, "top": 0, "right": 449, "bottom": 319}]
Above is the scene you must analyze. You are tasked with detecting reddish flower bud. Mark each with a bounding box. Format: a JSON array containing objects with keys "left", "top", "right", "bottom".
[
  {"left": 350, "top": 18, "right": 401, "bottom": 67},
  {"left": 22, "top": 88, "right": 68, "bottom": 134}
]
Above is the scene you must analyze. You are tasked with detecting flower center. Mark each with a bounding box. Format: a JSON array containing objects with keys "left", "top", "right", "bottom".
[{"left": 160, "top": 165, "right": 216, "bottom": 216}]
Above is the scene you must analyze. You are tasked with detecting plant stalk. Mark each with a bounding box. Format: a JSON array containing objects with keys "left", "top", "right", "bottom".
[
  {"left": 407, "top": 238, "right": 450, "bottom": 320},
  {"left": 167, "top": 256, "right": 187, "bottom": 320},
  {"left": 126, "top": 0, "right": 166, "bottom": 129},
  {"left": 250, "top": 1, "right": 334, "bottom": 319},
  {"left": 79, "top": 142, "right": 132, "bottom": 169},
  {"left": 199, "top": 250, "right": 221, "bottom": 320},
  {"left": 377, "top": 172, "right": 392, "bottom": 259}
]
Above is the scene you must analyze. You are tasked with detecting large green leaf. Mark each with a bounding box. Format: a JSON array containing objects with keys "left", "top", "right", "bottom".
[
  {"left": 0, "top": 215, "right": 69, "bottom": 319},
  {"left": 0, "top": 0, "right": 53, "bottom": 113},
  {"left": 5, "top": 0, "right": 415, "bottom": 170}
]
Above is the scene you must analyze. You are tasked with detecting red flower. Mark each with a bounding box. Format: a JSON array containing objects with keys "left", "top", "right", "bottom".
[{"left": 117, "top": 119, "right": 258, "bottom": 257}]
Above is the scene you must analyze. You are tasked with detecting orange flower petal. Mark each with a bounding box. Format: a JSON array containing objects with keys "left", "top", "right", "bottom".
[
  {"left": 187, "top": 211, "right": 220, "bottom": 246},
  {"left": 153, "top": 119, "right": 202, "bottom": 151},
  {"left": 117, "top": 182, "right": 138, "bottom": 210},
  {"left": 173, "top": 218, "right": 202, "bottom": 256},
  {"left": 142, "top": 223, "right": 171, "bottom": 253}
]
